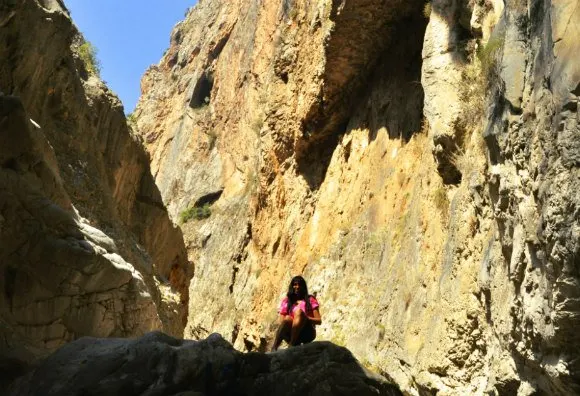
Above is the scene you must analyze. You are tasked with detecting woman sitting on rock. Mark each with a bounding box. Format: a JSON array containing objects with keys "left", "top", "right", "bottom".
[{"left": 271, "top": 275, "right": 321, "bottom": 351}]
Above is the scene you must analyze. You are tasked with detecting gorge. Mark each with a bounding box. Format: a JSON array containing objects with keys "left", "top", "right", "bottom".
[{"left": 1, "top": 0, "right": 579, "bottom": 395}]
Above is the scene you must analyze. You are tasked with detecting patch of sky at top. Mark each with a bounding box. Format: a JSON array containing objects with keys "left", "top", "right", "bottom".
[{"left": 65, "top": 0, "right": 197, "bottom": 114}]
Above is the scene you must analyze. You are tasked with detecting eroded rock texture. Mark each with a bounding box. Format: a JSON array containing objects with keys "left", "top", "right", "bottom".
[
  {"left": 7, "top": 332, "right": 401, "bottom": 396},
  {"left": 0, "top": 0, "right": 191, "bottom": 383},
  {"left": 135, "top": 0, "right": 579, "bottom": 394}
]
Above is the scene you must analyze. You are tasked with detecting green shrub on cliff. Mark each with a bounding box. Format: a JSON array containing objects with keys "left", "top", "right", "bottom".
[
  {"left": 455, "top": 37, "right": 504, "bottom": 137},
  {"left": 126, "top": 112, "right": 137, "bottom": 126},
  {"left": 78, "top": 41, "right": 101, "bottom": 77},
  {"left": 180, "top": 203, "right": 211, "bottom": 223},
  {"left": 477, "top": 36, "right": 504, "bottom": 80},
  {"left": 423, "top": 1, "right": 432, "bottom": 19}
]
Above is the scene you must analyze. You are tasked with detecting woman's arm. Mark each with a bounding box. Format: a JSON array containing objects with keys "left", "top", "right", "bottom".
[{"left": 307, "top": 308, "right": 322, "bottom": 325}]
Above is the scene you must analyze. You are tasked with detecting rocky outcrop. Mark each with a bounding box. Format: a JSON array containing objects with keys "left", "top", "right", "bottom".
[
  {"left": 135, "top": 0, "right": 579, "bottom": 394},
  {"left": 7, "top": 332, "right": 401, "bottom": 396},
  {"left": 0, "top": 0, "right": 191, "bottom": 382}
]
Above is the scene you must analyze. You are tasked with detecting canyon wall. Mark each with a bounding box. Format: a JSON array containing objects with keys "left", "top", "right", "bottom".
[
  {"left": 135, "top": 0, "right": 579, "bottom": 394},
  {"left": 0, "top": 0, "right": 191, "bottom": 382}
]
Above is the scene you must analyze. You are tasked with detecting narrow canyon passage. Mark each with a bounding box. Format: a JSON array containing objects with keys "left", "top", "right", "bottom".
[{"left": 1, "top": 0, "right": 579, "bottom": 395}]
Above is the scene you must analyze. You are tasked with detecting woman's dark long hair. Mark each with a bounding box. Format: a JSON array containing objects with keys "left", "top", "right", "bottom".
[{"left": 286, "top": 275, "right": 312, "bottom": 314}]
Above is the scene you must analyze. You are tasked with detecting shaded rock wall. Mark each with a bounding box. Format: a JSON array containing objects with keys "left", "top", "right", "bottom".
[
  {"left": 0, "top": 0, "right": 191, "bottom": 381},
  {"left": 136, "top": 0, "right": 578, "bottom": 394},
  {"left": 0, "top": 93, "right": 159, "bottom": 385}
]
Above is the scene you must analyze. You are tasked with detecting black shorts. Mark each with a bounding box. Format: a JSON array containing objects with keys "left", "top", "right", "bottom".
[{"left": 296, "top": 324, "right": 316, "bottom": 345}]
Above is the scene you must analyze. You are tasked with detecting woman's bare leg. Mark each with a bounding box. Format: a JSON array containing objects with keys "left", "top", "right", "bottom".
[
  {"left": 272, "top": 316, "right": 292, "bottom": 351},
  {"left": 289, "top": 309, "right": 307, "bottom": 346}
]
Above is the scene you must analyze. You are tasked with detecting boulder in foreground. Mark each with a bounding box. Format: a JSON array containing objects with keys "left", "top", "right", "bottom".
[{"left": 8, "top": 332, "right": 401, "bottom": 396}]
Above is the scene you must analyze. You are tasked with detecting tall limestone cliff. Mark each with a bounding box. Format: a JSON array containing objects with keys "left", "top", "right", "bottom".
[
  {"left": 0, "top": 0, "right": 191, "bottom": 382},
  {"left": 134, "top": 0, "right": 579, "bottom": 394}
]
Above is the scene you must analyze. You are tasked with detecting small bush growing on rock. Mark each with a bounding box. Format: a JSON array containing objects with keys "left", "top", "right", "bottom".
[
  {"left": 78, "top": 41, "right": 101, "bottom": 77},
  {"left": 477, "top": 36, "right": 504, "bottom": 80},
  {"left": 126, "top": 112, "right": 137, "bottom": 126},
  {"left": 423, "top": 2, "right": 432, "bottom": 19},
  {"left": 455, "top": 37, "right": 504, "bottom": 138},
  {"left": 180, "top": 203, "right": 211, "bottom": 223}
]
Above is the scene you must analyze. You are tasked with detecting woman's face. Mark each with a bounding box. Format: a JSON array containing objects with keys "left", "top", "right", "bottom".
[{"left": 292, "top": 281, "right": 301, "bottom": 295}]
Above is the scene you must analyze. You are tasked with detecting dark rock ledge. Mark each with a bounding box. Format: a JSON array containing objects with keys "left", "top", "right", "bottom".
[{"left": 7, "top": 332, "right": 402, "bottom": 396}]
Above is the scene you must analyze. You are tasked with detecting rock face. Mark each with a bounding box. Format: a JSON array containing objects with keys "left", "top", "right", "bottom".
[
  {"left": 0, "top": 0, "right": 191, "bottom": 383},
  {"left": 135, "top": 0, "right": 579, "bottom": 394},
  {"left": 7, "top": 332, "right": 401, "bottom": 396}
]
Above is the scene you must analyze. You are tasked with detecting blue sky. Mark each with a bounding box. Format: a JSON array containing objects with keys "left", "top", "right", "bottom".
[{"left": 65, "top": 1, "right": 197, "bottom": 114}]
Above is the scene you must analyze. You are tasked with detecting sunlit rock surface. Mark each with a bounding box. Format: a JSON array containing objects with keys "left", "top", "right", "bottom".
[{"left": 135, "top": 0, "right": 579, "bottom": 394}]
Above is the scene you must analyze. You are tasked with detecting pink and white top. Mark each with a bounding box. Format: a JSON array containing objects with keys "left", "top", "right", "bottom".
[{"left": 278, "top": 295, "right": 320, "bottom": 318}]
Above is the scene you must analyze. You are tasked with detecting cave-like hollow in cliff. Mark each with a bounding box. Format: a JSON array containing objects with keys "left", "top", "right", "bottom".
[
  {"left": 189, "top": 71, "right": 214, "bottom": 108},
  {"left": 296, "top": 3, "right": 428, "bottom": 190}
]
